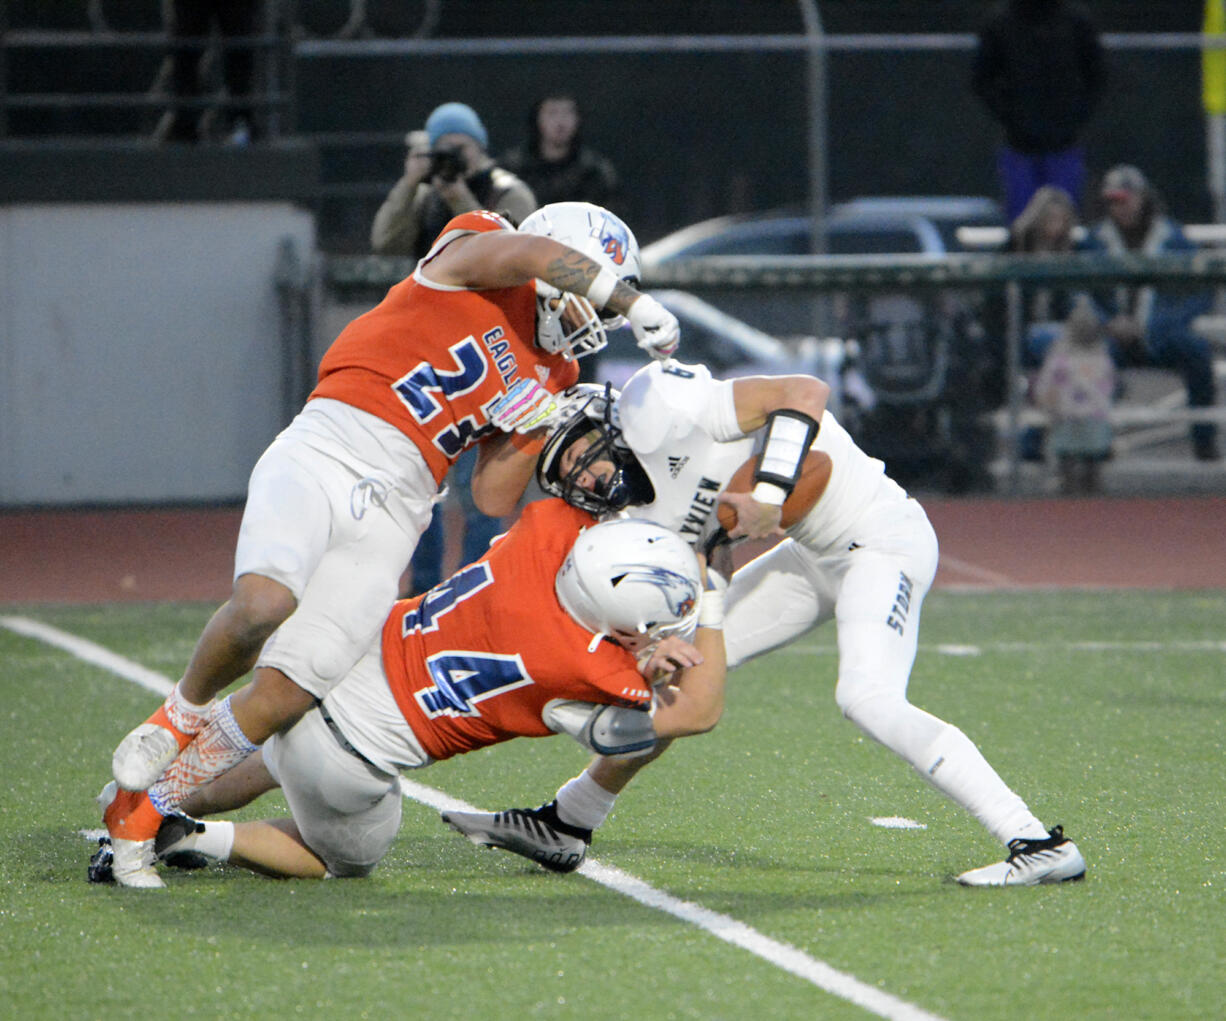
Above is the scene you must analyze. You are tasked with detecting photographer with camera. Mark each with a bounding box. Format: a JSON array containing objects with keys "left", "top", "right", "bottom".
[{"left": 371, "top": 102, "right": 537, "bottom": 259}]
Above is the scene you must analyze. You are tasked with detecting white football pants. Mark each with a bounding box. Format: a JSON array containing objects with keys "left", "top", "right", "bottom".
[
  {"left": 723, "top": 495, "right": 1045, "bottom": 845},
  {"left": 241, "top": 398, "right": 438, "bottom": 700}
]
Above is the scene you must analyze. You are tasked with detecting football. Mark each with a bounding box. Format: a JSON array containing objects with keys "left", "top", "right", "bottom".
[{"left": 716, "top": 450, "right": 833, "bottom": 532}]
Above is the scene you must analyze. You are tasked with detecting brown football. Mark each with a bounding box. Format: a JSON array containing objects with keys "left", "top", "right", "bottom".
[{"left": 716, "top": 450, "right": 833, "bottom": 532}]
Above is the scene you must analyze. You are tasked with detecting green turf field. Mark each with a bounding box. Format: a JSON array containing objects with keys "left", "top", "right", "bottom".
[{"left": 2, "top": 590, "right": 1223, "bottom": 1020}]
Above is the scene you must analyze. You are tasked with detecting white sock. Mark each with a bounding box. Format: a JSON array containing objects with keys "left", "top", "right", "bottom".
[
  {"left": 162, "top": 819, "right": 235, "bottom": 860},
  {"left": 555, "top": 770, "right": 618, "bottom": 831},
  {"left": 918, "top": 724, "right": 1049, "bottom": 845},
  {"left": 194, "top": 821, "right": 236, "bottom": 860},
  {"left": 165, "top": 682, "right": 214, "bottom": 734}
]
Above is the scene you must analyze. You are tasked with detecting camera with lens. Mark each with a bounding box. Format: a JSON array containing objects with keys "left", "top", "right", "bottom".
[{"left": 428, "top": 146, "right": 467, "bottom": 183}]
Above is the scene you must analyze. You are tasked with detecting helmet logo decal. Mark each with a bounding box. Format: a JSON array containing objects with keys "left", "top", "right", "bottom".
[
  {"left": 610, "top": 565, "right": 698, "bottom": 619},
  {"left": 592, "top": 213, "right": 630, "bottom": 267}
]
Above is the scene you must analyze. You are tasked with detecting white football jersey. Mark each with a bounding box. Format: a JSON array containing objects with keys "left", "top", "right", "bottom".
[{"left": 615, "top": 360, "right": 905, "bottom": 553}]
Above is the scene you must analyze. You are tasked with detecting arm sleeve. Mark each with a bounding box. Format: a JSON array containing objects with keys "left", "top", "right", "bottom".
[
  {"left": 371, "top": 177, "right": 427, "bottom": 255},
  {"left": 701, "top": 377, "right": 745, "bottom": 442}
]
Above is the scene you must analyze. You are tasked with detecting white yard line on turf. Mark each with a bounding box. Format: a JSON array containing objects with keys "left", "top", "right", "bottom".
[
  {"left": 12, "top": 615, "right": 945, "bottom": 1021},
  {"left": 778, "top": 638, "right": 1226, "bottom": 656},
  {"left": 1, "top": 616, "right": 174, "bottom": 696}
]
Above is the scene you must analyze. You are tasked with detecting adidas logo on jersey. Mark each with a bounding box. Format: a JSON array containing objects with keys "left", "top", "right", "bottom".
[{"left": 667, "top": 455, "right": 689, "bottom": 478}]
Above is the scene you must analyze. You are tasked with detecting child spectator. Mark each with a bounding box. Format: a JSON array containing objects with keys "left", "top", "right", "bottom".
[{"left": 1032, "top": 297, "right": 1115, "bottom": 494}]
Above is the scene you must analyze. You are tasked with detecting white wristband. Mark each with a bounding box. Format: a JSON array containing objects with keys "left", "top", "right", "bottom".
[
  {"left": 751, "top": 481, "right": 787, "bottom": 506},
  {"left": 586, "top": 266, "right": 619, "bottom": 309},
  {"left": 697, "top": 588, "right": 725, "bottom": 629}
]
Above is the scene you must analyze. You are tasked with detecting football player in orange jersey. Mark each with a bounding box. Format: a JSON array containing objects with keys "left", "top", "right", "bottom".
[
  {"left": 91, "top": 501, "right": 726, "bottom": 882},
  {"left": 100, "top": 202, "right": 683, "bottom": 887}
]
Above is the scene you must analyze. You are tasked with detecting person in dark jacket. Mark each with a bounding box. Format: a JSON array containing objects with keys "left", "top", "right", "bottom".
[
  {"left": 972, "top": 0, "right": 1105, "bottom": 221},
  {"left": 501, "top": 94, "right": 620, "bottom": 211}
]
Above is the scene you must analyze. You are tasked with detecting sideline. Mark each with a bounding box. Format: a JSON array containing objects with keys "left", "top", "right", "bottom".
[{"left": 4, "top": 614, "right": 946, "bottom": 1021}]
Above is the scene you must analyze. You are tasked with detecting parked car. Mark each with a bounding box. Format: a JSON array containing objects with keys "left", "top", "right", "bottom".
[
  {"left": 637, "top": 197, "right": 1006, "bottom": 493},
  {"left": 593, "top": 289, "right": 853, "bottom": 418}
]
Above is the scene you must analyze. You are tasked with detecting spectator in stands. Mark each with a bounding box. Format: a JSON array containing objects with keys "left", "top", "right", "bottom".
[
  {"left": 1033, "top": 296, "right": 1115, "bottom": 493},
  {"left": 1011, "top": 185, "right": 1084, "bottom": 360},
  {"left": 371, "top": 103, "right": 539, "bottom": 594},
  {"left": 990, "top": 185, "right": 1087, "bottom": 460},
  {"left": 371, "top": 102, "right": 536, "bottom": 259},
  {"left": 164, "top": 0, "right": 262, "bottom": 145},
  {"left": 972, "top": 0, "right": 1105, "bottom": 221},
  {"left": 501, "top": 93, "right": 621, "bottom": 211},
  {"left": 1084, "top": 165, "right": 1219, "bottom": 461}
]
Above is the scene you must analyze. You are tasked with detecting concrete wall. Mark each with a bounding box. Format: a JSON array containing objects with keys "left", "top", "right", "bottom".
[{"left": 0, "top": 202, "right": 315, "bottom": 505}]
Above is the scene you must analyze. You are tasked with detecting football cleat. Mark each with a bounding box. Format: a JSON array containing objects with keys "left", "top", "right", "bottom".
[
  {"left": 87, "top": 837, "right": 114, "bottom": 884},
  {"left": 154, "top": 813, "right": 210, "bottom": 870},
  {"left": 97, "top": 780, "right": 165, "bottom": 889},
  {"left": 441, "top": 801, "right": 591, "bottom": 874},
  {"left": 955, "top": 826, "right": 1086, "bottom": 887},
  {"left": 112, "top": 721, "right": 182, "bottom": 791}
]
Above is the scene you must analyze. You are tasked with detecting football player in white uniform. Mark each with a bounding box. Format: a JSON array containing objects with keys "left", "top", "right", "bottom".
[{"left": 441, "top": 360, "right": 1086, "bottom": 887}]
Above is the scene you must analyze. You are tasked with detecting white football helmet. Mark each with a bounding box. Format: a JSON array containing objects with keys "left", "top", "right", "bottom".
[
  {"left": 519, "top": 202, "right": 642, "bottom": 361},
  {"left": 536, "top": 382, "right": 654, "bottom": 515},
  {"left": 556, "top": 517, "right": 701, "bottom": 650}
]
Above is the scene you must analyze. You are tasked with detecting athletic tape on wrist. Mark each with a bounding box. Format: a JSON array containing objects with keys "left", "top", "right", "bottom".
[
  {"left": 587, "top": 266, "right": 619, "bottom": 309},
  {"left": 753, "top": 409, "right": 820, "bottom": 496},
  {"left": 750, "top": 481, "right": 787, "bottom": 506},
  {"left": 698, "top": 588, "right": 725, "bottom": 629},
  {"left": 626, "top": 293, "right": 659, "bottom": 327}
]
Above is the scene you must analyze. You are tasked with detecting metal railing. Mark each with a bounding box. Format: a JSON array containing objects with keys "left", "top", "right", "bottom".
[{"left": 0, "top": 16, "right": 295, "bottom": 139}]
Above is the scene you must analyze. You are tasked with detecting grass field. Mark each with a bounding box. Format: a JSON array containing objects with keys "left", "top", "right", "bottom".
[{"left": 1, "top": 589, "right": 1223, "bottom": 1020}]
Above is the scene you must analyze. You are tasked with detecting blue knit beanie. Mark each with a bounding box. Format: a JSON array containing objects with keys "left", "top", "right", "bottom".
[{"left": 425, "top": 102, "right": 488, "bottom": 149}]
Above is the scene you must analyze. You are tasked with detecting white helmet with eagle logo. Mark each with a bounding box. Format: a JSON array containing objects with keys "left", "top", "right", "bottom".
[
  {"left": 519, "top": 201, "right": 642, "bottom": 360},
  {"left": 556, "top": 517, "right": 700, "bottom": 650}
]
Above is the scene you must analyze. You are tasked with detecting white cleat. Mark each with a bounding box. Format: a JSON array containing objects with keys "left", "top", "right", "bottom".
[
  {"left": 110, "top": 838, "right": 165, "bottom": 889},
  {"left": 956, "top": 826, "right": 1086, "bottom": 887},
  {"left": 112, "top": 723, "right": 180, "bottom": 791},
  {"left": 96, "top": 781, "right": 165, "bottom": 889}
]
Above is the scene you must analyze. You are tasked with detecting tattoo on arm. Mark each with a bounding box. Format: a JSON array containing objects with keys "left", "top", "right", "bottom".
[
  {"left": 542, "top": 247, "right": 640, "bottom": 313},
  {"left": 604, "top": 280, "right": 638, "bottom": 316},
  {"left": 543, "top": 250, "right": 600, "bottom": 294}
]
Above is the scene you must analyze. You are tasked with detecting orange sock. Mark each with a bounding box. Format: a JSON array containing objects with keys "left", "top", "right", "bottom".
[
  {"left": 146, "top": 703, "right": 199, "bottom": 753},
  {"left": 103, "top": 787, "right": 164, "bottom": 842}
]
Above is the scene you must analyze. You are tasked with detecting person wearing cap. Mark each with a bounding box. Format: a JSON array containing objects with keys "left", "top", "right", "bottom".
[
  {"left": 371, "top": 101, "right": 537, "bottom": 259},
  {"left": 371, "top": 103, "right": 540, "bottom": 593},
  {"left": 1083, "top": 164, "right": 1219, "bottom": 461}
]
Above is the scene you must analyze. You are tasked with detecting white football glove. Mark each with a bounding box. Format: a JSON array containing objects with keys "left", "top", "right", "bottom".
[
  {"left": 487, "top": 378, "right": 562, "bottom": 434},
  {"left": 627, "top": 294, "right": 680, "bottom": 360}
]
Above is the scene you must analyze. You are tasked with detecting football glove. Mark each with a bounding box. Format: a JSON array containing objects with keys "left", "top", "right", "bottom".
[
  {"left": 627, "top": 294, "right": 680, "bottom": 360},
  {"left": 487, "top": 378, "right": 562, "bottom": 434}
]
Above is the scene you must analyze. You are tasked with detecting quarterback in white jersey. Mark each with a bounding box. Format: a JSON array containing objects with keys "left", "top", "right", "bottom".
[{"left": 445, "top": 360, "right": 1086, "bottom": 887}]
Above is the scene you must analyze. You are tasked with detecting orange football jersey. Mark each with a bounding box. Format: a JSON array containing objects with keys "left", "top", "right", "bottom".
[
  {"left": 311, "top": 211, "right": 579, "bottom": 483},
  {"left": 381, "top": 499, "right": 653, "bottom": 762}
]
